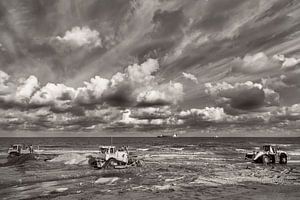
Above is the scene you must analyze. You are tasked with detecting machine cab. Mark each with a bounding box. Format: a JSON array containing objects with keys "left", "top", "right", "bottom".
[
  {"left": 99, "top": 146, "right": 116, "bottom": 154},
  {"left": 98, "top": 145, "right": 128, "bottom": 163},
  {"left": 7, "top": 144, "right": 33, "bottom": 156},
  {"left": 99, "top": 146, "right": 116, "bottom": 159},
  {"left": 262, "top": 145, "right": 277, "bottom": 154},
  {"left": 8, "top": 144, "right": 23, "bottom": 153}
]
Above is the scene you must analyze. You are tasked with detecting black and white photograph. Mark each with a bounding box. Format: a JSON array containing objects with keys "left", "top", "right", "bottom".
[{"left": 0, "top": 0, "right": 300, "bottom": 199}]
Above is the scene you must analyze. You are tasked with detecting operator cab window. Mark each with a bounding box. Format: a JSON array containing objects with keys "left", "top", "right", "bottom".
[
  {"left": 100, "top": 148, "right": 108, "bottom": 153},
  {"left": 263, "top": 146, "right": 270, "bottom": 151},
  {"left": 110, "top": 148, "right": 114, "bottom": 154}
]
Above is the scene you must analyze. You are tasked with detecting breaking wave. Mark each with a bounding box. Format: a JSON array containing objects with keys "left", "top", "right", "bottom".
[
  {"left": 287, "top": 149, "right": 300, "bottom": 156},
  {"left": 235, "top": 148, "right": 249, "bottom": 153}
]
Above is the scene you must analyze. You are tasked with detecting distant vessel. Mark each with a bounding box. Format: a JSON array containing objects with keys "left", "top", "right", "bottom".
[{"left": 157, "top": 133, "right": 177, "bottom": 138}]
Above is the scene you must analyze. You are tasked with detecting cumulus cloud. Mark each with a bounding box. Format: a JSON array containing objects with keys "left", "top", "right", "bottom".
[
  {"left": 136, "top": 81, "right": 183, "bottom": 106},
  {"left": 15, "top": 76, "right": 39, "bottom": 104},
  {"left": 182, "top": 72, "right": 198, "bottom": 84},
  {"left": 205, "top": 81, "right": 280, "bottom": 111},
  {"left": 75, "top": 76, "right": 109, "bottom": 105},
  {"left": 73, "top": 58, "right": 181, "bottom": 107},
  {"left": 273, "top": 54, "right": 300, "bottom": 69},
  {"left": 109, "top": 105, "right": 277, "bottom": 130},
  {"left": 113, "top": 107, "right": 182, "bottom": 128},
  {"left": 231, "top": 52, "right": 281, "bottom": 74},
  {"left": 178, "top": 107, "right": 230, "bottom": 122},
  {"left": 130, "top": 106, "right": 172, "bottom": 120},
  {"left": 53, "top": 26, "right": 102, "bottom": 51},
  {"left": 30, "top": 83, "right": 76, "bottom": 111},
  {"left": 229, "top": 52, "right": 300, "bottom": 75},
  {"left": 1, "top": 59, "right": 182, "bottom": 111},
  {"left": 118, "top": 109, "right": 149, "bottom": 125},
  {"left": 0, "top": 70, "right": 10, "bottom": 94},
  {"left": 273, "top": 104, "right": 300, "bottom": 121},
  {"left": 261, "top": 76, "right": 289, "bottom": 91},
  {"left": 126, "top": 58, "right": 159, "bottom": 84},
  {"left": 0, "top": 58, "right": 185, "bottom": 130},
  {"left": 111, "top": 107, "right": 231, "bottom": 129},
  {"left": 0, "top": 73, "right": 40, "bottom": 108},
  {"left": 0, "top": 106, "right": 120, "bottom": 131}
]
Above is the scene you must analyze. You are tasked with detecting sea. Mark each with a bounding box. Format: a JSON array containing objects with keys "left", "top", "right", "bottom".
[{"left": 0, "top": 137, "right": 300, "bottom": 200}]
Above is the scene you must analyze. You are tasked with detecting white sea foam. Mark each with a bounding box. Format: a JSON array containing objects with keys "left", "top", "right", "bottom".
[
  {"left": 270, "top": 144, "right": 292, "bottom": 147},
  {"left": 235, "top": 148, "right": 248, "bottom": 153},
  {"left": 287, "top": 151, "right": 300, "bottom": 156},
  {"left": 152, "top": 184, "right": 176, "bottom": 191},
  {"left": 136, "top": 148, "right": 149, "bottom": 151},
  {"left": 49, "top": 153, "right": 96, "bottom": 165},
  {"left": 95, "top": 177, "right": 119, "bottom": 184},
  {"left": 287, "top": 160, "right": 300, "bottom": 163},
  {"left": 165, "top": 176, "right": 184, "bottom": 182},
  {"left": 55, "top": 188, "right": 68, "bottom": 192},
  {"left": 170, "top": 148, "right": 184, "bottom": 151}
]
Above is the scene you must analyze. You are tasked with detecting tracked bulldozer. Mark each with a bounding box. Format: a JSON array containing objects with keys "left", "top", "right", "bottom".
[{"left": 88, "top": 146, "right": 143, "bottom": 169}]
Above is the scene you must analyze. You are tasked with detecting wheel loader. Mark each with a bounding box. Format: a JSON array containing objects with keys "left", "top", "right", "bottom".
[{"left": 245, "top": 145, "right": 288, "bottom": 164}]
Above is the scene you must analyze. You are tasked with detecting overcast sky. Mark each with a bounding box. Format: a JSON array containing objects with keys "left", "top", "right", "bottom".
[{"left": 1, "top": 0, "right": 300, "bottom": 136}]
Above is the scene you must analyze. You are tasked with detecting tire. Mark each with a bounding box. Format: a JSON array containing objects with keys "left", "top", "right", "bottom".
[
  {"left": 279, "top": 154, "right": 287, "bottom": 164},
  {"left": 262, "top": 155, "right": 270, "bottom": 165},
  {"left": 271, "top": 155, "right": 276, "bottom": 164}
]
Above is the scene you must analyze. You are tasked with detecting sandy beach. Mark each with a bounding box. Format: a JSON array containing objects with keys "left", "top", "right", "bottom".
[{"left": 0, "top": 137, "right": 300, "bottom": 200}]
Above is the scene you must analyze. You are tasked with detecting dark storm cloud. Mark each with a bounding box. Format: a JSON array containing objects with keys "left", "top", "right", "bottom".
[
  {"left": 205, "top": 81, "right": 280, "bottom": 112},
  {"left": 130, "top": 107, "right": 171, "bottom": 120},
  {"left": 102, "top": 84, "right": 135, "bottom": 107}
]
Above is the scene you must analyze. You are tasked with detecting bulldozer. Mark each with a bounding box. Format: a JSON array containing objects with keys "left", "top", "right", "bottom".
[
  {"left": 88, "top": 146, "right": 143, "bottom": 169},
  {"left": 245, "top": 145, "right": 288, "bottom": 164},
  {"left": 7, "top": 144, "right": 34, "bottom": 158}
]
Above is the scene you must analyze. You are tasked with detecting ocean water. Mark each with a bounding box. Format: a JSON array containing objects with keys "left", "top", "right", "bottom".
[{"left": 0, "top": 137, "right": 299, "bottom": 200}]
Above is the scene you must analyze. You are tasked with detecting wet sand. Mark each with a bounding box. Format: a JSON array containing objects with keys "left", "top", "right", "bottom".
[
  {"left": 1, "top": 137, "right": 300, "bottom": 200},
  {"left": 1, "top": 146, "right": 300, "bottom": 200}
]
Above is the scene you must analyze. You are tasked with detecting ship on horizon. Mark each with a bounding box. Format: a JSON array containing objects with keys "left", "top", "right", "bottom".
[{"left": 157, "top": 133, "right": 178, "bottom": 138}]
